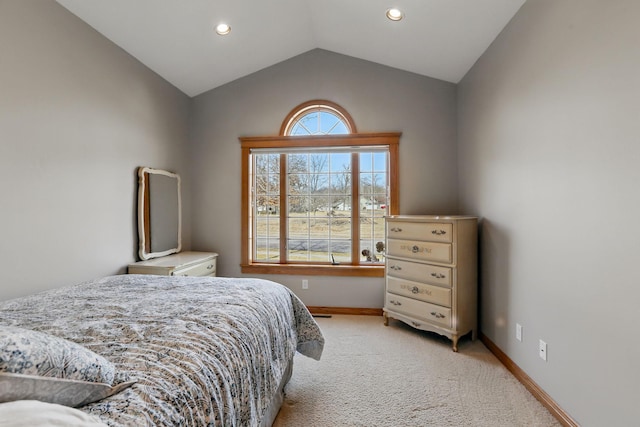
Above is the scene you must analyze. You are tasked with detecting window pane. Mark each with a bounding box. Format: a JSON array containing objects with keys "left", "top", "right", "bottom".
[
  {"left": 330, "top": 153, "right": 351, "bottom": 172},
  {"left": 267, "top": 175, "right": 280, "bottom": 195},
  {"left": 373, "top": 152, "right": 387, "bottom": 172},
  {"left": 330, "top": 195, "right": 351, "bottom": 212},
  {"left": 330, "top": 240, "right": 351, "bottom": 262},
  {"left": 360, "top": 173, "right": 385, "bottom": 195},
  {"left": 360, "top": 239, "right": 385, "bottom": 263},
  {"left": 315, "top": 196, "right": 331, "bottom": 213},
  {"left": 253, "top": 153, "right": 281, "bottom": 262},
  {"left": 309, "top": 218, "right": 329, "bottom": 239},
  {"left": 288, "top": 154, "right": 308, "bottom": 170},
  {"left": 330, "top": 217, "right": 351, "bottom": 238},
  {"left": 330, "top": 121, "right": 349, "bottom": 135},
  {"left": 255, "top": 154, "right": 280, "bottom": 197},
  {"left": 287, "top": 238, "right": 309, "bottom": 260},
  {"left": 288, "top": 195, "right": 309, "bottom": 215},
  {"left": 254, "top": 213, "right": 280, "bottom": 262},
  {"left": 288, "top": 218, "right": 308, "bottom": 239},
  {"left": 287, "top": 239, "right": 333, "bottom": 261},
  {"left": 288, "top": 110, "right": 350, "bottom": 136},
  {"left": 309, "top": 153, "right": 329, "bottom": 172},
  {"left": 256, "top": 238, "right": 280, "bottom": 262},
  {"left": 285, "top": 151, "right": 353, "bottom": 263},
  {"left": 359, "top": 217, "right": 385, "bottom": 263},
  {"left": 360, "top": 220, "right": 373, "bottom": 239},
  {"left": 293, "top": 112, "right": 317, "bottom": 135},
  {"left": 319, "top": 111, "right": 340, "bottom": 134},
  {"left": 358, "top": 152, "right": 387, "bottom": 265},
  {"left": 256, "top": 195, "right": 280, "bottom": 216},
  {"left": 249, "top": 135, "right": 391, "bottom": 267},
  {"left": 360, "top": 153, "right": 372, "bottom": 172},
  {"left": 309, "top": 240, "right": 329, "bottom": 261}
]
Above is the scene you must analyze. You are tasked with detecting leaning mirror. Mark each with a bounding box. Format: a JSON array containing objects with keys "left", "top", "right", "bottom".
[{"left": 137, "top": 166, "right": 182, "bottom": 260}]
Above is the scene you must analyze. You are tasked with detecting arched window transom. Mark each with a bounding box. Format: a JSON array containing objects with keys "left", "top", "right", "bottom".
[{"left": 280, "top": 100, "right": 356, "bottom": 136}]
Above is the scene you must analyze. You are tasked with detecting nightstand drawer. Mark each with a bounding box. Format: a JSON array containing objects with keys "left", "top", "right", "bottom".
[
  {"left": 173, "top": 258, "right": 216, "bottom": 277},
  {"left": 387, "top": 221, "right": 452, "bottom": 243},
  {"left": 387, "top": 258, "right": 452, "bottom": 286},
  {"left": 385, "top": 293, "right": 451, "bottom": 327},
  {"left": 387, "top": 277, "right": 451, "bottom": 307},
  {"left": 387, "top": 239, "right": 452, "bottom": 264}
]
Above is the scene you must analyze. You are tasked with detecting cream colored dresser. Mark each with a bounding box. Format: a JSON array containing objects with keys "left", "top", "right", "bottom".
[
  {"left": 128, "top": 251, "right": 218, "bottom": 277},
  {"left": 383, "top": 215, "right": 477, "bottom": 352}
]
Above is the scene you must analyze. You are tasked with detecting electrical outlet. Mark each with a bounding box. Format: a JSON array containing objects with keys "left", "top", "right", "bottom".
[
  {"left": 302, "top": 279, "right": 309, "bottom": 290},
  {"left": 516, "top": 323, "right": 523, "bottom": 342},
  {"left": 539, "top": 340, "right": 547, "bottom": 361}
]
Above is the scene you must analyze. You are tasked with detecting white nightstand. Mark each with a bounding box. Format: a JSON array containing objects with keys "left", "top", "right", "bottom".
[{"left": 128, "top": 251, "right": 218, "bottom": 277}]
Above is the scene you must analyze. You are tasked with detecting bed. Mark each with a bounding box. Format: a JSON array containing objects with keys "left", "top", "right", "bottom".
[{"left": 0, "top": 274, "right": 324, "bottom": 426}]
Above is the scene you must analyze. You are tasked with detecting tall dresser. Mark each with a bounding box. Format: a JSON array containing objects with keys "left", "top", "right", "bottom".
[{"left": 383, "top": 215, "right": 478, "bottom": 352}]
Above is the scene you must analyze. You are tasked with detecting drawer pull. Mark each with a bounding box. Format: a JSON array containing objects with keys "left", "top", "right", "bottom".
[
  {"left": 432, "top": 229, "right": 447, "bottom": 236},
  {"left": 390, "top": 265, "right": 402, "bottom": 271},
  {"left": 390, "top": 227, "right": 403, "bottom": 232},
  {"left": 389, "top": 300, "right": 402, "bottom": 306},
  {"left": 431, "top": 273, "right": 446, "bottom": 279},
  {"left": 411, "top": 286, "right": 419, "bottom": 294},
  {"left": 430, "top": 312, "right": 445, "bottom": 319},
  {"left": 412, "top": 245, "right": 420, "bottom": 253},
  {"left": 207, "top": 264, "right": 214, "bottom": 270}
]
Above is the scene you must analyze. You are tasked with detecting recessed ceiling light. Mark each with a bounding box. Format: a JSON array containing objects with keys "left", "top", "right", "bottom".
[
  {"left": 215, "top": 23, "right": 231, "bottom": 36},
  {"left": 386, "top": 8, "right": 403, "bottom": 21}
]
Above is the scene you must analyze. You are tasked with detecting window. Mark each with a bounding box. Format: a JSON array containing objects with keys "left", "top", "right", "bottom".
[{"left": 240, "top": 100, "right": 400, "bottom": 277}]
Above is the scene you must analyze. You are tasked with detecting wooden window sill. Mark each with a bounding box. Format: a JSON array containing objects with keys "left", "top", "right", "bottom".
[{"left": 241, "top": 263, "right": 384, "bottom": 277}]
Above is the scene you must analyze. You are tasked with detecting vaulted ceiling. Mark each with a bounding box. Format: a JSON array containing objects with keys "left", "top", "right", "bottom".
[{"left": 56, "top": 0, "right": 525, "bottom": 97}]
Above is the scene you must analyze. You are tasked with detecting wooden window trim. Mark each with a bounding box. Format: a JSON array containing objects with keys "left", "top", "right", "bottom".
[
  {"left": 279, "top": 99, "right": 358, "bottom": 135},
  {"left": 240, "top": 132, "right": 400, "bottom": 277}
]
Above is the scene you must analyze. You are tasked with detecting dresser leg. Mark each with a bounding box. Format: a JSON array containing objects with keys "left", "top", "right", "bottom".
[
  {"left": 383, "top": 312, "right": 389, "bottom": 326},
  {"left": 452, "top": 336, "right": 459, "bottom": 352}
]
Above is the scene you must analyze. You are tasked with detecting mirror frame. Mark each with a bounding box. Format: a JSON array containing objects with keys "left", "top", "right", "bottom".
[{"left": 137, "top": 166, "right": 182, "bottom": 260}]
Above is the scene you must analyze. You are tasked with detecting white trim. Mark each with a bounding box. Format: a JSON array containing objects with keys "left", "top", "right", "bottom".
[{"left": 137, "top": 167, "right": 182, "bottom": 260}]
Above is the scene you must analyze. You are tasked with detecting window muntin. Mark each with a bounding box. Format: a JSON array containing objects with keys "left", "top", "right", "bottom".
[
  {"left": 286, "top": 151, "right": 353, "bottom": 263},
  {"left": 280, "top": 100, "right": 356, "bottom": 135},
  {"left": 252, "top": 149, "right": 389, "bottom": 265},
  {"left": 254, "top": 153, "right": 280, "bottom": 262},
  {"left": 358, "top": 152, "right": 388, "bottom": 263},
  {"left": 288, "top": 110, "right": 350, "bottom": 135}
]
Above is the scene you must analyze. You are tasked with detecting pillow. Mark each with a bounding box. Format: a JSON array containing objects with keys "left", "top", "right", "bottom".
[
  {"left": 0, "top": 326, "right": 114, "bottom": 384},
  {"left": 0, "top": 399, "right": 109, "bottom": 426},
  {"left": 0, "top": 326, "right": 135, "bottom": 407},
  {"left": 0, "top": 372, "right": 135, "bottom": 408}
]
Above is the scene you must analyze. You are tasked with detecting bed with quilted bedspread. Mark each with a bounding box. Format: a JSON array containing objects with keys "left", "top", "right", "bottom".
[{"left": 0, "top": 274, "right": 324, "bottom": 426}]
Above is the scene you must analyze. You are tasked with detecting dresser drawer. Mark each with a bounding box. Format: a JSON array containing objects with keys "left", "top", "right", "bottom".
[
  {"left": 387, "top": 239, "right": 452, "bottom": 264},
  {"left": 387, "top": 258, "right": 452, "bottom": 287},
  {"left": 387, "top": 221, "right": 452, "bottom": 243},
  {"left": 385, "top": 293, "right": 451, "bottom": 327},
  {"left": 387, "top": 277, "right": 451, "bottom": 307},
  {"left": 173, "top": 258, "right": 216, "bottom": 277}
]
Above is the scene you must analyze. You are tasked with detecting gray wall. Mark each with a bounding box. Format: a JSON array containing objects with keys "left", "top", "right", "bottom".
[
  {"left": 0, "top": 1, "right": 191, "bottom": 300},
  {"left": 6, "top": 1, "right": 628, "bottom": 424},
  {"left": 458, "top": 0, "right": 640, "bottom": 425},
  {"left": 189, "top": 49, "right": 458, "bottom": 307}
]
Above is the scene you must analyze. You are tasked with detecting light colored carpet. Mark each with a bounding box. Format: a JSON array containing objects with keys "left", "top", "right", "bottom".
[{"left": 274, "top": 315, "right": 560, "bottom": 427}]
